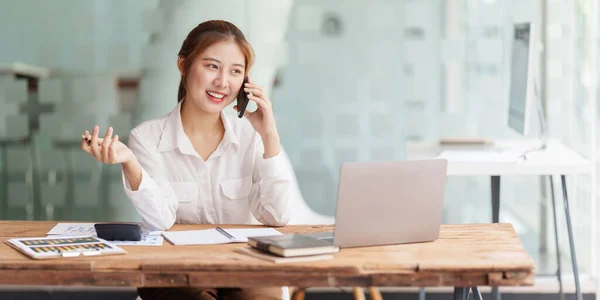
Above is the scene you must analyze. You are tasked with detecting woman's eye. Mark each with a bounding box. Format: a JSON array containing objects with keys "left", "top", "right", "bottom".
[
  {"left": 232, "top": 69, "right": 242, "bottom": 74},
  {"left": 207, "top": 64, "right": 217, "bottom": 69}
]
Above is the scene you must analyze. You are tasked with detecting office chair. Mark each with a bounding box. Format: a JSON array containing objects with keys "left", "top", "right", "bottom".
[{"left": 290, "top": 286, "right": 383, "bottom": 300}]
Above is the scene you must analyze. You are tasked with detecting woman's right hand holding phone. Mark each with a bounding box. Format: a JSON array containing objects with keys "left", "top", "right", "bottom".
[{"left": 81, "top": 125, "right": 135, "bottom": 165}]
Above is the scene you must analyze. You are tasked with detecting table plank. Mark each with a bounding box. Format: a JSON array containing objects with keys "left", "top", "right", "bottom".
[{"left": 0, "top": 221, "right": 535, "bottom": 288}]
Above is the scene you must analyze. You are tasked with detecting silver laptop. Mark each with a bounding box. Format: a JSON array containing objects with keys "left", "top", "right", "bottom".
[{"left": 307, "top": 159, "right": 448, "bottom": 248}]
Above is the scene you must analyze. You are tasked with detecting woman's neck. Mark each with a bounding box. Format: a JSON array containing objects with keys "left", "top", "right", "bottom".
[{"left": 180, "top": 100, "right": 223, "bottom": 137}]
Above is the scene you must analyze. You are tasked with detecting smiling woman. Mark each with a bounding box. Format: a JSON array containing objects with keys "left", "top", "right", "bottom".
[
  {"left": 178, "top": 41, "right": 246, "bottom": 115},
  {"left": 176, "top": 20, "right": 254, "bottom": 104},
  {"left": 78, "top": 19, "right": 290, "bottom": 300}
]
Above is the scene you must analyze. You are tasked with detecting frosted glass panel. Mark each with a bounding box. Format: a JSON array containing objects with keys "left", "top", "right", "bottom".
[
  {"left": 4, "top": 115, "right": 28, "bottom": 138},
  {"left": 38, "top": 79, "right": 63, "bottom": 104}
]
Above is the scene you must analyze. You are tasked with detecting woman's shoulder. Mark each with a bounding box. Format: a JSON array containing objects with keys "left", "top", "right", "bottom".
[
  {"left": 131, "top": 114, "right": 168, "bottom": 134},
  {"left": 128, "top": 112, "right": 170, "bottom": 144}
]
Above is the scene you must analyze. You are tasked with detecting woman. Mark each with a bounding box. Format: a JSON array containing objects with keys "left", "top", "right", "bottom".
[{"left": 81, "top": 20, "right": 290, "bottom": 300}]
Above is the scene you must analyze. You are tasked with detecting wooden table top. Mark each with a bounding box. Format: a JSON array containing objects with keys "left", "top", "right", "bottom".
[{"left": 0, "top": 221, "right": 535, "bottom": 288}]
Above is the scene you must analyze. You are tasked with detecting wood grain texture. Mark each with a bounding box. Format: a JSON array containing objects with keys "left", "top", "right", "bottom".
[{"left": 0, "top": 221, "right": 535, "bottom": 288}]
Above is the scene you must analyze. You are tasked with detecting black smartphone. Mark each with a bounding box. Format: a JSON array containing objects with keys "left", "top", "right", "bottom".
[{"left": 236, "top": 77, "right": 250, "bottom": 118}]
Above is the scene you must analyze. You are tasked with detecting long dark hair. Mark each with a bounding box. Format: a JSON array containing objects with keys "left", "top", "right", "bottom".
[{"left": 177, "top": 20, "right": 254, "bottom": 103}]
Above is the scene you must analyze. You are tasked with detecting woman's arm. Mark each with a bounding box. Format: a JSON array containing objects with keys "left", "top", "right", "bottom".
[
  {"left": 122, "top": 158, "right": 142, "bottom": 191},
  {"left": 236, "top": 77, "right": 293, "bottom": 226},
  {"left": 122, "top": 134, "right": 179, "bottom": 231},
  {"left": 248, "top": 135, "right": 293, "bottom": 226},
  {"left": 261, "top": 133, "right": 281, "bottom": 159},
  {"left": 81, "top": 126, "right": 179, "bottom": 231}
]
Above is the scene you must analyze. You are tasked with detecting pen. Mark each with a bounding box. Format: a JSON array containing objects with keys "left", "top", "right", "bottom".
[
  {"left": 81, "top": 134, "right": 91, "bottom": 145},
  {"left": 215, "top": 227, "right": 235, "bottom": 240}
]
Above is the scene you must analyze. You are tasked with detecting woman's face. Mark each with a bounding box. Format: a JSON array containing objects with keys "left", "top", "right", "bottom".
[{"left": 181, "top": 40, "right": 246, "bottom": 115}]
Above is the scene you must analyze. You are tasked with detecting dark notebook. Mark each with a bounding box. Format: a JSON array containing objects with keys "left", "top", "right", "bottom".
[{"left": 247, "top": 234, "right": 340, "bottom": 257}]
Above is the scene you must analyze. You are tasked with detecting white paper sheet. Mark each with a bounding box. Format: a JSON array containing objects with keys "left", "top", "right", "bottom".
[
  {"left": 110, "top": 231, "right": 164, "bottom": 247},
  {"left": 162, "top": 228, "right": 282, "bottom": 246},
  {"left": 46, "top": 223, "right": 96, "bottom": 236}
]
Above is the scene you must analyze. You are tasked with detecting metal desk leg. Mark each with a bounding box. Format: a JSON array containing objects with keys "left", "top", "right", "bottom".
[
  {"left": 419, "top": 287, "right": 426, "bottom": 300},
  {"left": 491, "top": 286, "right": 500, "bottom": 300},
  {"left": 453, "top": 287, "right": 468, "bottom": 300},
  {"left": 492, "top": 176, "right": 500, "bottom": 223},
  {"left": 471, "top": 287, "right": 483, "bottom": 300},
  {"left": 549, "top": 176, "right": 564, "bottom": 300},
  {"left": 491, "top": 176, "right": 501, "bottom": 300},
  {"left": 540, "top": 176, "right": 548, "bottom": 260},
  {"left": 561, "top": 175, "right": 582, "bottom": 300}
]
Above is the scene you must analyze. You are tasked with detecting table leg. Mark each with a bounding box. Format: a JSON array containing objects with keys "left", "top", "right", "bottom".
[
  {"left": 491, "top": 176, "right": 500, "bottom": 223},
  {"left": 352, "top": 287, "right": 366, "bottom": 300},
  {"left": 549, "top": 176, "right": 564, "bottom": 300},
  {"left": 291, "top": 288, "right": 305, "bottom": 300},
  {"left": 561, "top": 175, "right": 582, "bottom": 300},
  {"left": 368, "top": 287, "right": 383, "bottom": 300},
  {"left": 453, "top": 287, "right": 468, "bottom": 300},
  {"left": 540, "top": 176, "right": 548, "bottom": 259},
  {"left": 471, "top": 287, "right": 483, "bottom": 300},
  {"left": 491, "top": 176, "right": 501, "bottom": 300},
  {"left": 419, "top": 287, "right": 426, "bottom": 300}
]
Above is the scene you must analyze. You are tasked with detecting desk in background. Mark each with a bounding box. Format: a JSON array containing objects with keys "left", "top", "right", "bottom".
[
  {"left": 408, "top": 138, "right": 592, "bottom": 300},
  {"left": 0, "top": 221, "right": 534, "bottom": 300}
]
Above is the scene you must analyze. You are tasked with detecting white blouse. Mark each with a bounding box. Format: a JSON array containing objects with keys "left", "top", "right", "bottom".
[{"left": 122, "top": 102, "right": 292, "bottom": 231}]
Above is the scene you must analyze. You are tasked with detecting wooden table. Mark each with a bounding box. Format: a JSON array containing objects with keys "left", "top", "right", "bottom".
[{"left": 0, "top": 221, "right": 534, "bottom": 299}]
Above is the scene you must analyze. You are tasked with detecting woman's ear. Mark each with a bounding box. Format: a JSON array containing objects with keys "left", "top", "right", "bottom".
[{"left": 177, "top": 56, "right": 185, "bottom": 76}]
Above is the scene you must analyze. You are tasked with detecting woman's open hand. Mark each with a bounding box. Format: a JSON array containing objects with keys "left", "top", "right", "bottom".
[{"left": 81, "top": 126, "right": 134, "bottom": 165}]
